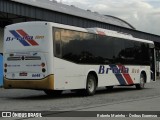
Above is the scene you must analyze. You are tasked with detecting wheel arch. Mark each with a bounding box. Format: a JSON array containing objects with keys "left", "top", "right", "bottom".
[{"left": 141, "top": 70, "right": 147, "bottom": 83}]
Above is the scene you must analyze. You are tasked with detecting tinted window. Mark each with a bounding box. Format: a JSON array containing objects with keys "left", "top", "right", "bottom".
[
  {"left": 113, "top": 38, "right": 125, "bottom": 64},
  {"left": 54, "top": 28, "right": 150, "bottom": 65},
  {"left": 81, "top": 35, "right": 114, "bottom": 64},
  {"left": 122, "top": 40, "right": 137, "bottom": 64},
  {"left": 59, "top": 29, "right": 96, "bottom": 63},
  {"left": 136, "top": 42, "right": 150, "bottom": 65}
]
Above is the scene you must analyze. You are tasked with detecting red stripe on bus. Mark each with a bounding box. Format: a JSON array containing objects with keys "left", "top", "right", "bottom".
[
  {"left": 123, "top": 73, "right": 134, "bottom": 85},
  {"left": 97, "top": 31, "right": 105, "bottom": 36},
  {"left": 117, "top": 65, "right": 134, "bottom": 85},
  {"left": 17, "top": 30, "right": 39, "bottom": 46}
]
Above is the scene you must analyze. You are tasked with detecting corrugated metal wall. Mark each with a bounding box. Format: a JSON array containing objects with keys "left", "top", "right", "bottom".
[{"left": 0, "top": 0, "right": 160, "bottom": 42}]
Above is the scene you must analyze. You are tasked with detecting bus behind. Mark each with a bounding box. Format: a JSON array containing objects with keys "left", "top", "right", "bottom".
[
  {"left": 3, "top": 22, "right": 54, "bottom": 90},
  {"left": 3, "top": 22, "right": 156, "bottom": 96}
]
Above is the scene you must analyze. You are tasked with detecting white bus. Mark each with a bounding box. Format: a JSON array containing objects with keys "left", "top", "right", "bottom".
[{"left": 3, "top": 22, "right": 156, "bottom": 96}]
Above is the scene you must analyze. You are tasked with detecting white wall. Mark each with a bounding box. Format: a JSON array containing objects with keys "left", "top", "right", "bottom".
[{"left": 0, "top": 28, "right": 4, "bottom": 53}]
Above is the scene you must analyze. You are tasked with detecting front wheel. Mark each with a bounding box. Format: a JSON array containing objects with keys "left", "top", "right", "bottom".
[
  {"left": 84, "top": 75, "right": 97, "bottom": 96},
  {"left": 135, "top": 74, "right": 145, "bottom": 89}
]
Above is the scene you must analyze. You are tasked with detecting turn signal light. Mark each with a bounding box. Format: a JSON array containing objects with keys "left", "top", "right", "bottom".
[
  {"left": 41, "top": 63, "right": 45, "bottom": 67},
  {"left": 4, "top": 63, "right": 7, "bottom": 68}
]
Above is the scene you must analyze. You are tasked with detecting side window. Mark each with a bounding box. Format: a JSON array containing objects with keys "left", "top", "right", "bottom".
[
  {"left": 113, "top": 38, "right": 125, "bottom": 64},
  {"left": 54, "top": 28, "right": 150, "bottom": 65},
  {"left": 123, "top": 40, "right": 135, "bottom": 64},
  {"left": 77, "top": 33, "right": 96, "bottom": 64},
  {"left": 132, "top": 41, "right": 150, "bottom": 65},
  {"left": 59, "top": 29, "right": 96, "bottom": 63},
  {"left": 94, "top": 35, "right": 114, "bottom": 64},
  {"left": 81, "top": 35, "right": 115, "bottom": 64},
  {"left": 139, "top": 43, "right": 150, "bottom": 65},
  {"left": 61, "top": 29, "right": 83, "bottom": 63},
  {"left": 54, "top": 28, "right": 62, "bottom": 57}
]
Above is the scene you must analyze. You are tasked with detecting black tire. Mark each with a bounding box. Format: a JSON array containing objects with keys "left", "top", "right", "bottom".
[
  {"left": 135, "top": 74, "right": 145, "bottom": 90},
  {"left": 84, "top": 74, "right": 97, "bottom": 96},
  {"left": 44, "top": 90, "right": 62, "bottom": 97},
  {"left": 106, "top": 86, "right": 114, "bottom": 91}
]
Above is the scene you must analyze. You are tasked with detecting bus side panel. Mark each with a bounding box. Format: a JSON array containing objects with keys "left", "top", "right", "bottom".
[
  {"left": 54, "top": 58, "right": 86, "bottom": 90},
  {"left": 85, "top": 65, "right": 151, "bottom": 87},
  {"left": 125, "top": 66, "right": 150, "bottom": 84},
  {"left": 54, "top": 59, "right": 151, "bottom": 90},
  {"left": 85, "top": 65, "right": 120, "bottom": 87}
]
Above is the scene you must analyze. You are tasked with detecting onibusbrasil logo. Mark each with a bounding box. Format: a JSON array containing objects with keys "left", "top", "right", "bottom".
[{"left": 2, "top": 112, "right": 42, "bottom": 118}]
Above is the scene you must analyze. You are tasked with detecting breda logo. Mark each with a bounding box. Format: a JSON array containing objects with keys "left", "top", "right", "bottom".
[{"left": 6, "top": 29, "right": 39, "bottom": 46}]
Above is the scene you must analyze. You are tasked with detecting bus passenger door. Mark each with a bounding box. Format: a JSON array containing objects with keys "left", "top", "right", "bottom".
[{"left": 150, "top": 48, "right": 156, "bottom": 81}]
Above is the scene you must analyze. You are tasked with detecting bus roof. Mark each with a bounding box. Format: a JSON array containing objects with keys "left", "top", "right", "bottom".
[
  {"left": 49, "top": 22, "right": 154, "bottom": 44},
  {"left": 6, "top": 21, "right": 154, "bottom": 44},
  {"left": 87, "top": 28, "right": 154, "bottom": 44}
]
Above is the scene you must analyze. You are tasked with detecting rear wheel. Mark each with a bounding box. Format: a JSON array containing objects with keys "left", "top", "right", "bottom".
[
  {"left": 84, "top": 74, "right": 97, "bottom": 96},
  {"left": 135, "top": 74, "right": 145, "bottom": 89},
  {"left": 44, "top": 90, "right": 62, "bottom": 97}
]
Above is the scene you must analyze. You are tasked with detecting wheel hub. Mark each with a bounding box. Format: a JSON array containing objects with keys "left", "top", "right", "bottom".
[{"left": 88, "top": 79, "right": 94, "bottom": 92}]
